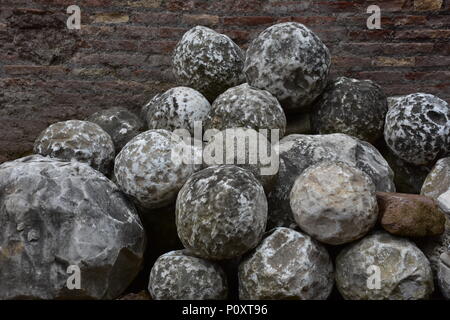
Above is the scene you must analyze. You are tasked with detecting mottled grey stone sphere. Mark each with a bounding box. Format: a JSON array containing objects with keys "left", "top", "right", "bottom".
[
  {"left": 438, "top": 251, "right": 450, "bottom": 299},
  {"left": 176, "top": 165, "right": 268, "bottom": 260},
  {"left": 203, "top": 128, "right": 279, "bottom": 192},
  {"left": 244, "top": 22, "right": 331, "bottom": 113},
  {"left": 148, "top": 250, "right": 228, "bottom": 300},
  {"left": 114, "top": 129, "right": 196, "bottom": 209},
  {"left": 238, "top": 227, "right": 334, "bottom": 300},
  {"left": 172, "top": 26, "right": 245, "bottom": 102},
  {"left": 34, "top": 120, "right": 115, "bottom": 175},
  {"left": 146, "top": 87, "right": 211, "bottom": 135},
  {"left": 204, "top": 83, "right": 287, "bottom": 138},
  {"left": 267, "top": 133, "right": 394, "bottom": 229},
  {"left": 311, "top": 77, "right": 388, "bottom": 143},
  {"left": 86, "top": 107, "right": 145, "bottom": 153},
  {"left": 384, "top": 93, "right": 450, "bottom": 165},
  {"left": 336, "top": 232, "right": 434, "bottom": 300},
  {"left": 290, "top": 161, "right": 378, "bottom": 245},
  {"left": 0, "top": 155, "right": 146, "bottom": 300}
]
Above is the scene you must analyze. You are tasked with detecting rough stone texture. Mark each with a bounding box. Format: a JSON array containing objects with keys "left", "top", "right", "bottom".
[
  {"left": 379, "top": 142, "right": 430, "bottom": 194},
  {"left": 421, "top": 157, "right": 450, "bottom": 203},
  {"left": 176, "top": 165, "right": 267, "bottom": 260},
  {"left": 384, "top": 93, "right": 450, "bottom": 165},
  {"left": 145, "top": 86, "right": 211, "bottom": 135},
  {"left": 290, "top": 161, "right": 378, "bottom": 245},
  {"left": 336, "top": 232, "right": 434, "bottom": 300},
  {"left": 438, "top": 251, "right": 450, "bottom": 299},
  {"left": 238, "top": 227, "right": 334, "bottom": 300},
  {"left": 86, "top": 107, "right": 145, "bottom": 153},
  {"left": 203, "top": 128, "right": 279, "bottom": 192},
  {"left": 114, "top": 129, "right": 196, "bottom": 209},
  {"left": 172, "top": 26, "right": 245, "bottom": 102},
  {"left": 244, "top": 22, "right": 331, "bottom": 113},
  {"left": 377, "top": 192, "right": 446, "bottom": 237},
  {"left": 416, "top": 216, "right": 450, "bottom": 277},
  {"left": 267, "top": 133, "right": 395, "bottom": 229},
  {"left": 0, "top": 155, "right": 146, "bottom": 300},
  {"left": 204, "top": 83, "right": 287, "bottom": 138},
  {"left": 148, "top": 250, "right": 228, "bottom": 300},
  {"left": 311, "top": 77, "right": 388, "bottom": 143},
  {"left": 33, "top": 120, "right": 115, "bottom": 176},
  {"left": 387, "top": 96, "right": 406, "bottom": 109}
]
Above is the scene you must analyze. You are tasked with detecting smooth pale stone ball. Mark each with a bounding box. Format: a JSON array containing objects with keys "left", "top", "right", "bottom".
[
  {"left": 202, "top": 128, "right": 279, "bottom": 192},
  {"left": 0, "top": 155, "right": 146, "bottom": 300},
  {"left": 290, "top": 161, "right": 378, "bottom": 245},
  {"left": 33, "top": 120, "right": 115, "bottom": 175},
  {"left": 176, "top": 165, "right": 268, "bottom": 260},
  {"left": 172, "top": 26, "right": 245, "bottom": 102},
  {"left": 267, "top": 133, "right": 395, "bottom": 229},
  {"left": 384, "top": 93, "right": 450, "bottom": 165},
  {"left": 86, "top": 107, "right": 145, "bottom": 153},
  {"left": 204, "top": 83, "right": 287, "bottom": 139},
  {"left": 244, "top": 22, "right": 331, "bottom": 113},
  {"left": 145, "top": 87, "right": 211, "bottom": 136},
  {"left": 311, "top": 77, "right": 388, "bottom": 143},
  {"left": 336, "top": 232, "right": 434, "bottom": 300},
  {"left": 114, "top": 129, "right": 196, "bottom": 209},
  {"left": 238, "top": 227, "right": 334, "bottom": 300},
  {"left": 148, "top": 250, "right": 228, "bottom": 300}
]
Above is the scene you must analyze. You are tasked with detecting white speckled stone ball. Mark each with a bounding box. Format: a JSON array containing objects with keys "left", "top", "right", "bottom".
[
  {"left": 114, "top": 129, "right": 196, "bottom": 209},
  {"left": 148, "top": 250, "right": 228, "bottom": 300},
  {"left": 203, "top": 128, "right": 279, "bottom": 192},
  {"left": 238, "top": 227, "right": 334, "bottom": 300},
  {"left": 172, "top": 26, "right": 245, "bottom": 102},
  {"left": 311, "top": 77, "right": 388, "bottom": 143},
  {"left": 34, "top": 120, "right": 115, "bottom": 175},
  {"left": 384, "top": 93, "right": 450, "bottom": 165},
  {"left": 290, "top": 161, "right": 378, "bottom": 245},
  {"left": 204, "top": 83, "right": 287, "bottom": 138},
  {"left": 176, "top": 165, "right": 268, "bottom": 260},
  {"left": 336, "top": 232, "right": 434, "bottom": 300},
  {"left": 146, "top": 87, "right": 211, "bottom": 135},
  {"left": 244, "top": 22, "right": 331, "bottom": 113}
]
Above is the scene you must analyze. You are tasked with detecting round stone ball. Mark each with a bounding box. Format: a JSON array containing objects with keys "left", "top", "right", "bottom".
[
  {"left": 384, "top": 93, "right": 450, "bottom": 165},
  {"left": 290, "top": 161, "right": 378, "bottom": 245},
  {"left": 311, "top": 77, "right": 388, "bottom": 143},
  {"left": 176, "top": 165, "right": 268, "bottom": 260},
  {"left": 146, "top": 87, "right": 211, "bottom": 136},
  {"left": 267, "top": 133, "right": 395, "bottom": 229},
  {"left": 238, "top": 227, "right": 334, "bottom": 300},
  {"left": 172, "top": 26, "right": 245, "bottom": 102},
  {"left": 244, "top": 22, "right": 331, "bottom": 113},
  {"left": 0, "top": 155, "right": 146, "bottom": 300},
  {"left": 34, "top": 120, "right": 115, "bottom": 175},
  {"left": 148, "top": 250, "right": 228, "bottom": 300},
  {"left": 114, "top": 129, "right": 196, "bottom": 209},
  {"left": 336, "top": 232, "right": 434, "bottom": 300},
  {"left": 203, "top": 128, "right": 279, "bottom": 192},
  {"left": 86, "top": 107, "right": 145, "bottom": 153},
  {"left": 204, "top": 83, "right": 287, "bottom": 138}
]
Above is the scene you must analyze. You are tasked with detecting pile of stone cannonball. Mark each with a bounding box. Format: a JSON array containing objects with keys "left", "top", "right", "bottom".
[{"left": 1, "top": 22, "right": 449, "bottom": 301}]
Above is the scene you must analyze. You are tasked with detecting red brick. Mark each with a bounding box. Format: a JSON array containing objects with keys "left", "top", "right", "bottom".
[
  {"left": 222, "top": 16, "right": 277, "bottom": 27},
  {"left": 182, "top": 14, "right": 220, "bottom": 26}
]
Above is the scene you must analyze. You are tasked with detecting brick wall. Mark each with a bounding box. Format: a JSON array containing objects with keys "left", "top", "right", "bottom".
[{"left": 0, "top": 0, "right": 449, "bottom": 163}]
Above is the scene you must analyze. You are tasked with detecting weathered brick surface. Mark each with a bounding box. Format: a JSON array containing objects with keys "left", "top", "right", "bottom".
[{"left": 0, "top": 0, "right": 449, "bottom": 163}]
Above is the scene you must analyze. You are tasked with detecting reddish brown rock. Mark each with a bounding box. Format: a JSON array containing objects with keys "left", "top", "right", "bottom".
[{"left": 377, "top": 192, "right": 446, "bottom": 237}]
